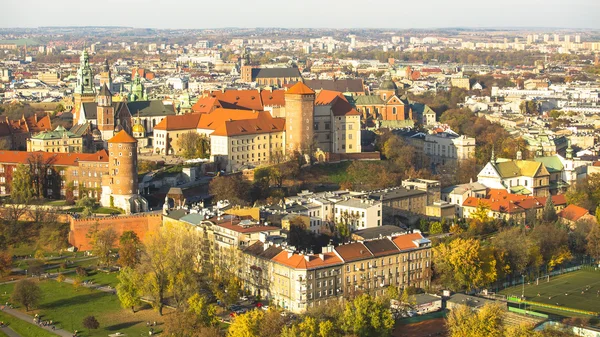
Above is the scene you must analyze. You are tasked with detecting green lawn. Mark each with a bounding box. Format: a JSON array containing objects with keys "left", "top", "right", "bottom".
[
  {"left": 499, "top": 269, "right": 600, "bottom": 314},
  {"left": 42, "top": 200, "right": 68, "bottom": 206},
  {"left": 0, "top": 311, "right": 58, "bottom": 337},
  {"left": 84, "top": 271, "right": 119, "bottom": 288},
  {"left": 0, "top": 279, "right": 163, "bottom": 337},
  {"left": 0, "top": 329, "right": 8, "bottom": 337}
]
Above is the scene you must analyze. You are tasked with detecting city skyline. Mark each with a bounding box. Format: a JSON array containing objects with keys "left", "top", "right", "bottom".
[{"left": 4, "top": 0, "right": 600, "bottom": 30}]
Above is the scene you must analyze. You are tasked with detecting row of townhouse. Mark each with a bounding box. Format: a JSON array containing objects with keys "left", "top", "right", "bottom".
[
  {"left": 242, "top": 232, "right": 432, "bottom": 313},
  {"left": 163, "top": 204, "right": 431, "bottom": 314}
]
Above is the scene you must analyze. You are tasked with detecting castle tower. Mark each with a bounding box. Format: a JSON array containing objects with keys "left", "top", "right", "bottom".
[
  {"left": 99, "top": 59, "right": 112, "bottom": 90},
  {"left": 73, "top": 49, "right": 96, "bottom": 123},
  {"left": 96, "top": 84, "right": 115, "bottom": 141},
  {"left": 284, "top": 82, "right": 315, "bottom": 154},
  {"left": 101, "top": 130, "right": 147, "bottom": 214}
]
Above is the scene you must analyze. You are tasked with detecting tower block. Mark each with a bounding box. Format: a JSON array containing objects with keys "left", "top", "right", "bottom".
[
  {"left": 101, "top": 130, "right": 148, "bottom": 214},
  {"left": 285, "top": 82, "right": 315, "bottom": 154}
]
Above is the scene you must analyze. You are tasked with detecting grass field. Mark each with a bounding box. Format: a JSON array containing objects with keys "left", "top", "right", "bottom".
[
  {"left": 499, "top": 269, "right": 600, "bottom": 314},
  {"left": 0, "top": 280, "right": 164, "bottom": 337}
]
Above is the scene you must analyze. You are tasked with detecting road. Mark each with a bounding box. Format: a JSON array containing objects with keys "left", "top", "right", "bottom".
[{"left": 0, "top": 326, "right": 21, "bottom": 337}]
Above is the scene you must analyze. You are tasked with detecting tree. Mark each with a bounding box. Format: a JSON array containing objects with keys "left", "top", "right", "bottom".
[
  {"left": 116, "top": 267, "right": 141, "bottom": 313},
  {"left": 118, "top": 231, "right": 141, "bottom": 268},
  {"left": 77, "top": 196, "right": 96, "bottom": 218},
  {"left": 0, "top": 252, "right": 12, "bottom": 277},
  {"left": 447, "top": 303, "right": 504, "bottom": 337},
  {"left": 10, "top": 164, "right": 35, "bottom": 203},
  {"left": 27, "top": 153, "right": 58, "bottom": 198},
  {"left": 82, "top": 316, "right": 100, "bottom": 330},
  {"left": 88, "top": 225, "right": 117, "bottom": 266},
  {"left": 11, "top": 279, "right": 42, "bottom": 311},
  {"left": 542, "top": 197, "right": 558, "bottom": 223},
  {"left": 187, "top": 293, "right": 218, "bottom": 327},
  {"left": 341, "top": 293, "right": 394, "bottom": 337},
  {"left": 587, "top": 223, "right": 600, "bottom": 260},
  {"left": 209, "top": 174, "right": 251, "bottom": 206},
  {"left": 136, "top": 223, "right": 199, "bottom": 315},
  {"left": 492, "top": 227, "right": 532, "bottom": 275},
  {"left": 434, "top": 238, "right": 497, "bottom": 291},
  {"left": 259, "top": 308, "right": 286, "bottom": 337},
  {"left": 177, "top": 132, "right": 210, "bottom": 159},
  {"left": 227, "top": 309, "right": 264, "bottom": 337},
  {"left": 429, "top": 222, "right": 443, "bottom": 234}
]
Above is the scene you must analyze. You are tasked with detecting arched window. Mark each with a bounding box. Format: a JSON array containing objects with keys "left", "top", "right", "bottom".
[{"left": 392, "top": 107, "right": 397, "bottom": 115}]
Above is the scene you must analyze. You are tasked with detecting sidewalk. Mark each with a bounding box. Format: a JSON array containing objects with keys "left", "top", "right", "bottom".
[
  {"left": 0, "top": 326, "right": 21, "bottom": 337},
  {"left": 1, "top": 307, "right": 72, "bottom": 337}
]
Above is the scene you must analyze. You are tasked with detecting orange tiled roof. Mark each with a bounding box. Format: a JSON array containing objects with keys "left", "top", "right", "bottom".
[
  {"left": 271, "top": 251, "right": 343, "bottom": 270},
  {"left": 462, "top": 189, "right": 567, "bottom": 214},
  {"left": 392, "top": 233, "right": 424, "bottom": 250},
  {"left": 315, "top": 90, "right": 360, "bottom": 117},
  {"left": 210, "top": 111, "right": 285, "bottom": 137},
  {"left": 194, "top": 89, "right": 285, "bottom": 113},
  {"left": 286, "top": 82, "right": 315, "bottom": 95},
  {"left": 0, "top": 149, "right": 108, "bottom": 166},
  {"left": 191, "top": 96, "right": 218, "bottom": 114},
  {"left": 107, "top": 130, "right": 137, "bottom": 143},
  {"left": 315, "top": 90, "right": 345, "bottom": 105},
  {"left": 559, "top": 204, "right": 590, "bottom": 222},
  {"left": 154, "top": 113, "right": 202, "bottom": 131}
]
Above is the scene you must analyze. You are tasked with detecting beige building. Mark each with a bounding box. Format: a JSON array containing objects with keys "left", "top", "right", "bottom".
[
  {"left": 450, "top": 77, "right": 470, "bottom": 90},
  {"left": 27, "top": 126, "right": 84, "bottom": 153}
]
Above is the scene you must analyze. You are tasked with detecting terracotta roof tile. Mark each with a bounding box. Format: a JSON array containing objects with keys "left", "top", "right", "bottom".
[
  {"left": 107, "top": 130, "right": 137, "bottom": 143},
  {"left": 286, "top": 82, "right": 315, "bottom": 95},
  {"left": 392, "top": 233, "right": 424, "bottom": 250},
  {"left": 559, "top": 204, "right": 590, "bottom": 222},
  {"left": 154, "top": 113, "right": 202, "bottom": 131},
  {"left": 271, "top": 251, "right": 342, "bottom": 270},
  {"left": 0, "top": 149, "right": 108, "bottom": 166}
]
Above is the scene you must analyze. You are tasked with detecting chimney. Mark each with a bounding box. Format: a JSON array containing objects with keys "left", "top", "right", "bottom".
[
  {"left": 287, "top": 251, "right": 293, "bottom": 259},
  {"left": 319, "top": 253, "right": 325, "bottom": 260},
  {"left": 304, "top": 255, "right": 310, "bottom": 262}
]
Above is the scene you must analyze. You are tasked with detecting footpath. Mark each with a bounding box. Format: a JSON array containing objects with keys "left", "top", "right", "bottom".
[{"left": 1, "top": 307, "right": 73, "bottom": 337}]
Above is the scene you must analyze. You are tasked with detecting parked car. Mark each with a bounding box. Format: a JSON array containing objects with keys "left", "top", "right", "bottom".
[{"left": 261, "top": 305, "right": 270, "bottom": 311}]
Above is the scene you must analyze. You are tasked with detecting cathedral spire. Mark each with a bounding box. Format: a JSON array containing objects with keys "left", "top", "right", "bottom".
[{"left": 566, "top": 139, "right": 573, "bottom": 160}]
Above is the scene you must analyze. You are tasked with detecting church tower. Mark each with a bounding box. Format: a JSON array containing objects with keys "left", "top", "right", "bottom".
[
  {"left": 100, "top": 130, "right": 147, "bottom": 214},
  {"left": 129, "top": 72, "right": 146, "bottom": 102},
  {"left": 97, "top": 84, "right": 115, "bottom": 142},
  {"left": 284, "top": 82, "right": 315, "bottom": 154},
  {"left": 73, "top": 49, "right": 96, "bottom": 123},
  {"left": 99, "top": 59, "right": 112, "bottom": 90}
]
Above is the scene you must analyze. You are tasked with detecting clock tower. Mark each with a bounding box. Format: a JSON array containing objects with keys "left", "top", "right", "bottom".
[{"left": 73, "top": 49, "right": 96, "bottom": 123}]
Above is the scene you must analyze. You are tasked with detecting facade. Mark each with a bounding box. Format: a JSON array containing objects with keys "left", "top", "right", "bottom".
[
  {"left": 314, "top": 90, "right": 361, "bottom": 154},
  {"left": 354, "top": 79, "right": 413, "bottom": 121},
  {"left": 334, "top": 198, "right": 382, "bottom": 231},
  {"left": 423, "top": 131, "right": 476, "bottom": 166},
  {"left": 367, "top": 187, "right": 428, "bottom": 218},
  {"left": 477, "top": 153, "right": 551, "bottom": 197},
  {"left": 100, "top": 131, "right": 148, "bottom": 214},
  {"left": 0, "top": 149, "right": 108, "bottom": 198},
  {"left": 240, "top": 66, "right": 302, "bottom": 86},
  {"left": 27, "top": 126, "right": 84, "bottom": 153}
]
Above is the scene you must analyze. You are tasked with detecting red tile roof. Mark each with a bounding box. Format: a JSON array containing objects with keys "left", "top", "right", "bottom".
[
  {"left": 0, "top": 149, "right": 108, "bottom": 166},
  {"left": 392, "top": 233, "right": 424, "bottom": 250},
  {"left": 286, "top": 82, "right": 315, "bottom": 95},
  {"left": 154, "top": 113, "right": 202, "bottom": 131},
  {"left": 107, "top": 130, "right": 137, "bottom": 143},
  {"left": 559, "top": 204, "right": 591, "bottom": 222},
  {"left": 462, "top": 189, "right": 567, "bottom": 214},
  {"left": 210, "top": 111, "right": 285, "bottom": 137},
  {"left": 192, "top": 89, "right": 286, "bottom": 114},
  {"left": 315, "top": 90, "right": 360, "bottom": 117},
  {"left": 271, "top": 251, "right": 342, "bottom": 270}
]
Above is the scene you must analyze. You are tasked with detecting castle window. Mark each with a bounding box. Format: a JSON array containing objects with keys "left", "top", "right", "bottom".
[
  {"left": 119, "top": 152, "right": 122, "bottom": 156},
  {"left": 129, "top": 152, "right": 132, "bottom": 156}
]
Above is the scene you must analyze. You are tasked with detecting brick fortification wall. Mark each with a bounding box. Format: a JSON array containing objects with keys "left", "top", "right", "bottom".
[{"left": 68, "top": 212, "right": 162, "bottom": 251}]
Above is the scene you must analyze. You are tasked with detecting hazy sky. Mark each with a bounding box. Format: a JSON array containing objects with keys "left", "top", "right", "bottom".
[{"left": 4, "top": 0, "right": 599, "bottom": 29}]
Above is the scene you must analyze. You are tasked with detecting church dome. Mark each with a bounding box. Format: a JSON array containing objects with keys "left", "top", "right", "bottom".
[
  {"left": 132, "top": 123, "right": 146, "bottom": 135},
  {"left": 379, "top": 79, "right": 397, "bottom": 90}
]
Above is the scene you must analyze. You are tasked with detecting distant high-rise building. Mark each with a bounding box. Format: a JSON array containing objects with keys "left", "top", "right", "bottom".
[
  {"left": 349, "top": 35, "right": 356, "bottom": 48},
  {"left": 527, "top": 35, "right": 533, "bottom": 44},
  {"left": 543, "top": 34, "right": 550, "bottom": 42},
  {"left": 554, "top": 34, "right": 560, "bottom": 43},
  {"left": 564, "top": 35, "right": 571, "bottom": 43},
  {"left": 575, "top": 35, "right": 581, "bottom": 43},
  {"left": 533, "top": 34, "right": 539, "bottom": 42},
  {"left": 514, "top": 37, "right": 520, "bottom": 44}
]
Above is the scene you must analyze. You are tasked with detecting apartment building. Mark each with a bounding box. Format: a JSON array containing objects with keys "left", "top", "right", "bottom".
[
  {"left": 334, "top": 198, "right": 382, "bottom": 230},
  {"left": 27, "top": 126, "right": 84, "bottom": 153}
]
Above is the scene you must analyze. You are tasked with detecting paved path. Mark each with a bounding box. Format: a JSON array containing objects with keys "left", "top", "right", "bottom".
[
  {"left": 0, "top": 326, "right": 21, "bottom": 337},
  {"left": 1, "top": 307, "right": 72, "bottom": 337}
]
